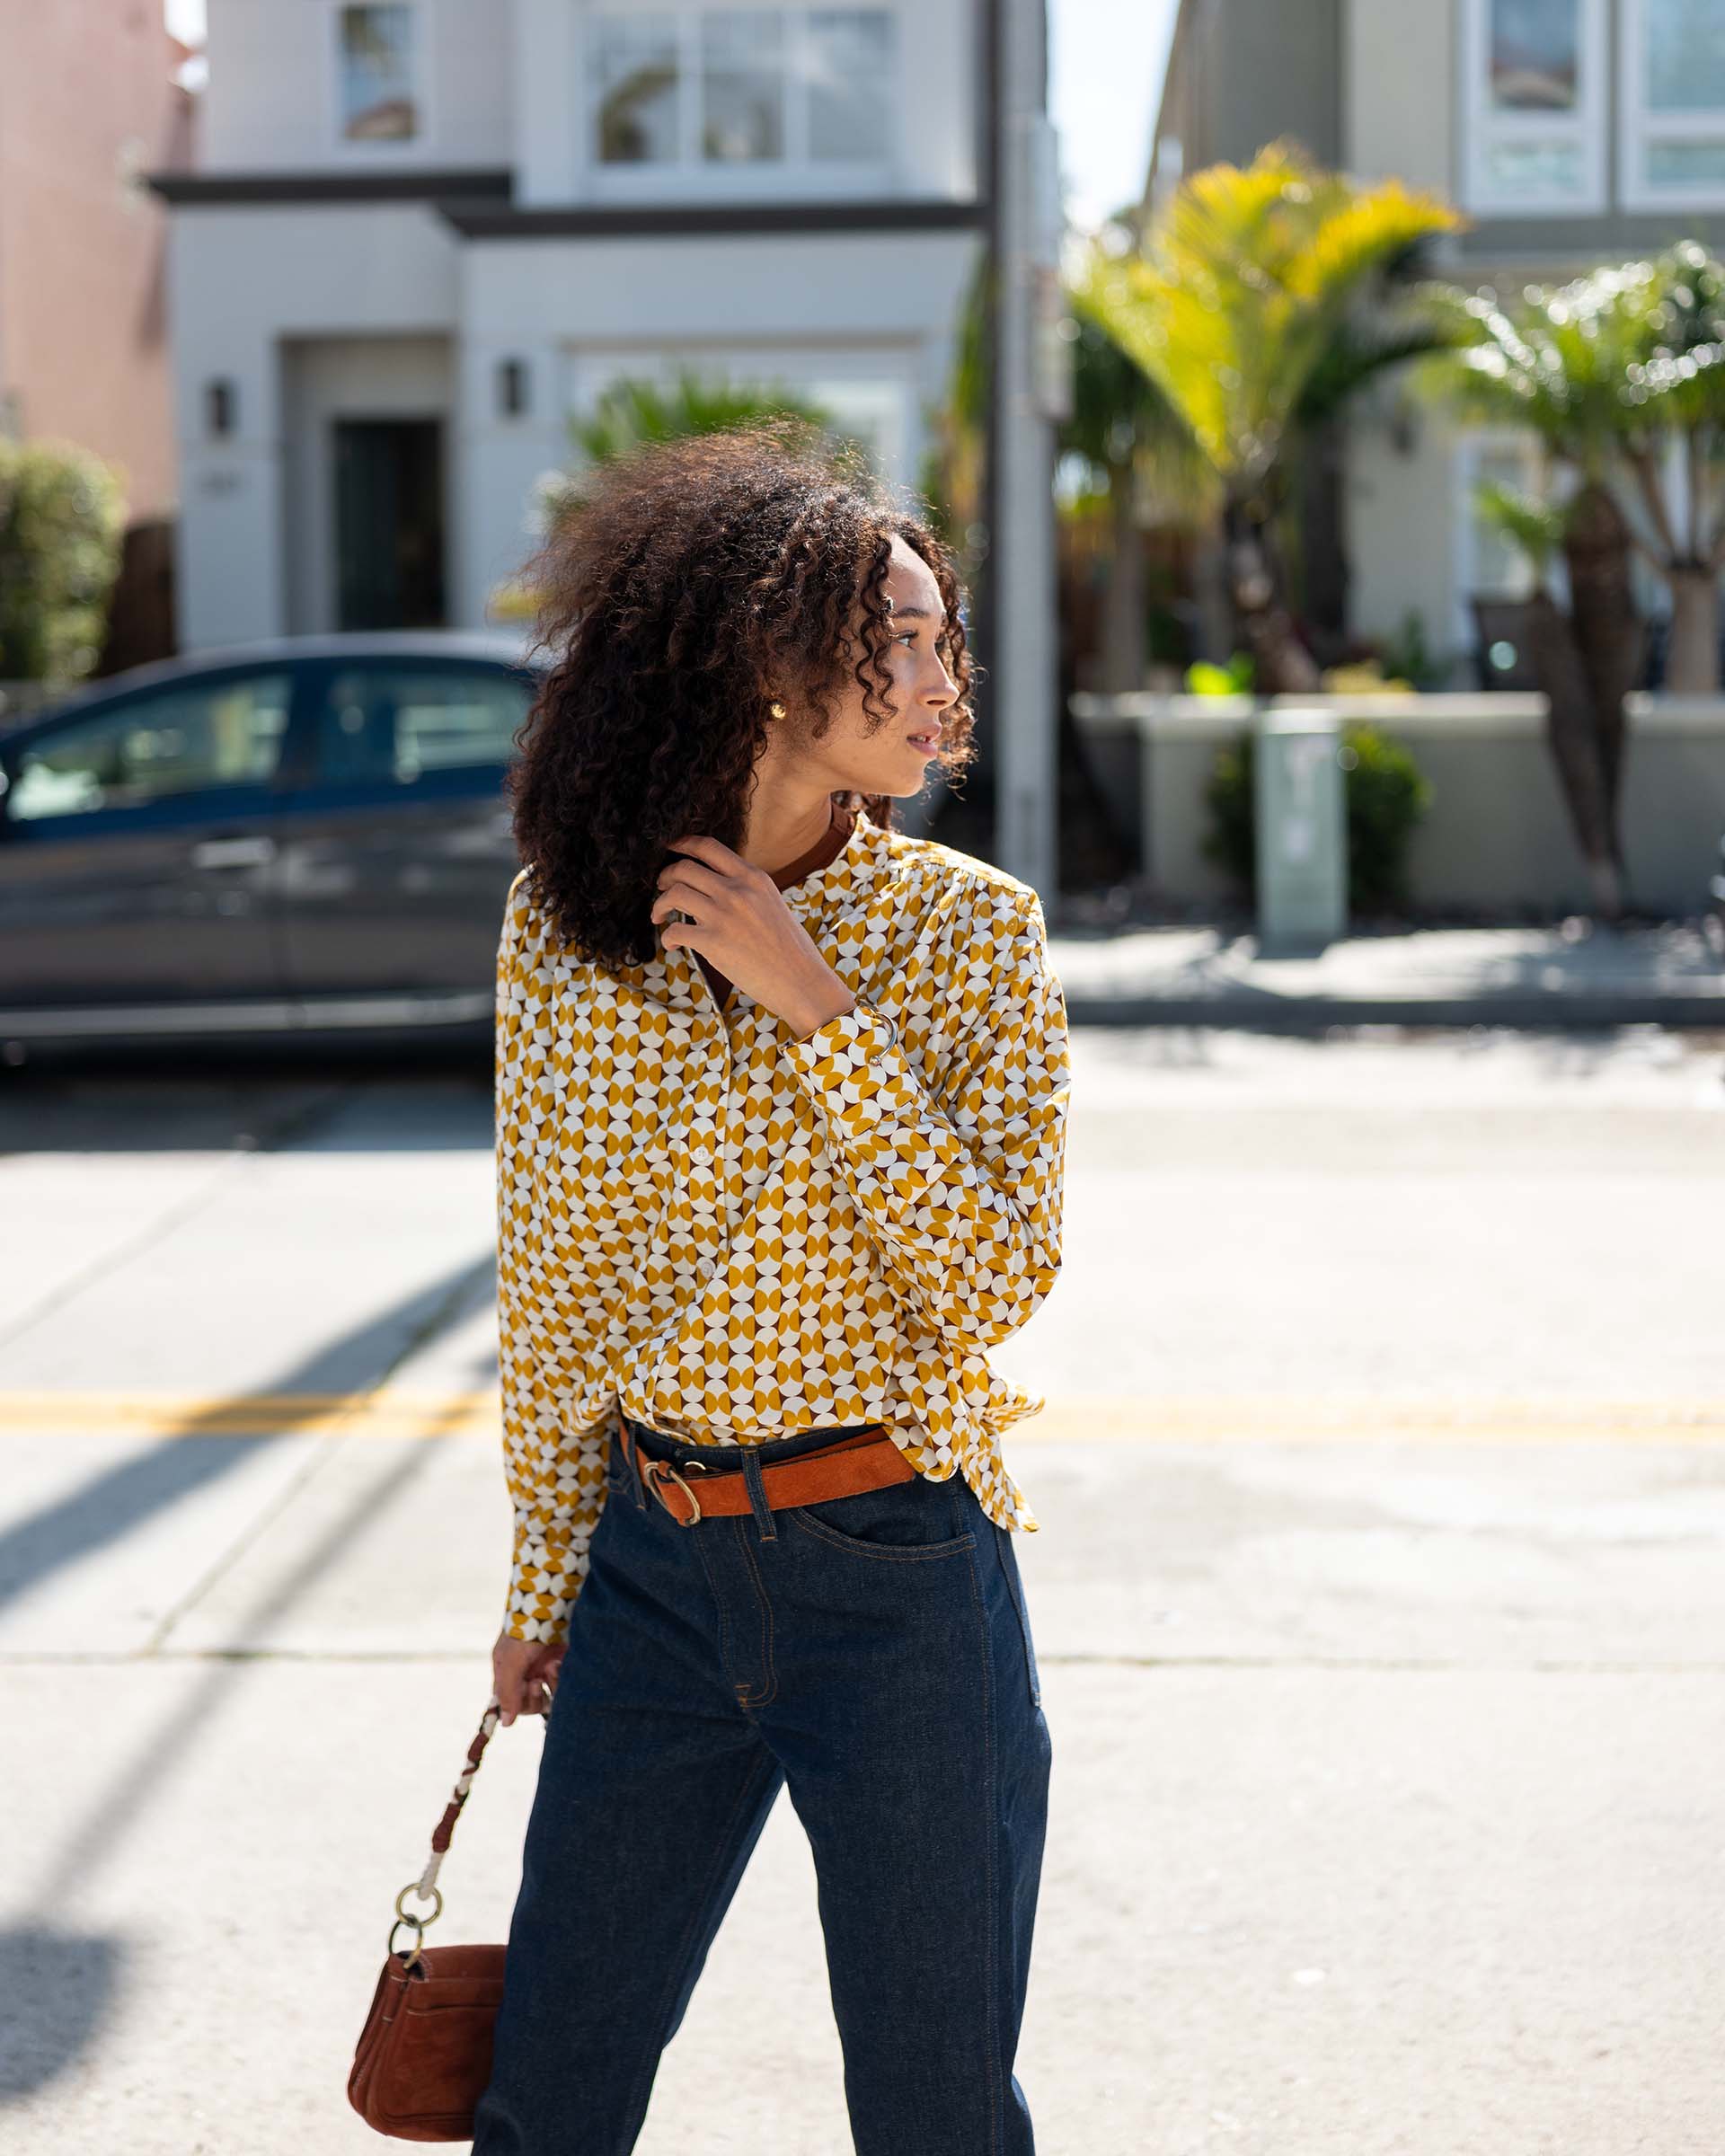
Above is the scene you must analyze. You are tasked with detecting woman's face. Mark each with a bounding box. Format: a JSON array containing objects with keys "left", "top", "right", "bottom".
[{"left": 786, "top": 534, "right": 962, "bottom": 800}]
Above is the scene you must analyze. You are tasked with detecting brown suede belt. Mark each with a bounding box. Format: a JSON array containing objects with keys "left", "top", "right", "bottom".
[{"left": 619, "top": 1417, "right": 916, "bottom": 1527}]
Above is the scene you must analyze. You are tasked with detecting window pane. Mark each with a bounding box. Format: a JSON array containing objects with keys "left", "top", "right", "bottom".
[
  {"left": 315, "top": 667, "right": 528, "bottom": 786},
  {"left": 1470, "top": 449, "right": 1542, "bottom": 599},
  {"left": 703, "top": 11, "right": 783, "bottom": 163},
  {"left": 338, "top": 4, "right": 418, "bottom": 142},
  {"left": 1482, "top": 137, "right": 1583, "bottom": 192},
  {"left": 806, "top": 11, "right": 891, "bottom": 161},
  {"left": 11, "top": 675, "right": 292, "bottom": 821},
  {"left": 1647, "top": 138, "right": 1725, "bottom": 184},
  {"left": 595, "top": 13, "right": 680, "bottom": 164},
  {"left": 1646, "top": 0, "right": 1725, "bottom": 113},
  {"left": 1489, "top": 0, "right": 1579, "bottom": 110},
  {"left": 804, "top": 379, "right": 903, "bottom": 472}
]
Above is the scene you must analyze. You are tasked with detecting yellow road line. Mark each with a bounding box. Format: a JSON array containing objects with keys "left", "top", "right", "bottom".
[
  {"left": 0, "top": 1392, "right": 1720, "bottom": 1444},
  {"left": 1023, "top": 1399, "right": 1725, "bottom": 1445},
  {"left": 0, "top": 1392, "right": 495, "bottom": 1438}
]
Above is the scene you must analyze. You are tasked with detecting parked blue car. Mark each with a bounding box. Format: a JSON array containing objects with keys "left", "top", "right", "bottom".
[
  {"left": 0, "top": 632, "right": 544, "bottom": 1060},
  {"left": 1711, "top": 829, "right": 1725, "bottom": 965}
]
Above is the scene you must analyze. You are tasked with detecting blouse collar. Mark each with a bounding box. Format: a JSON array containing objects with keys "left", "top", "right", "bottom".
[{"left": 778, "top": 800, "right": 878, "bottom": 921}]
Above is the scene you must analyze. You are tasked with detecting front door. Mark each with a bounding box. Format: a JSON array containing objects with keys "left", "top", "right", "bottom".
[{"left": 333, "top": 418, "right": 446, "bottom": 630}]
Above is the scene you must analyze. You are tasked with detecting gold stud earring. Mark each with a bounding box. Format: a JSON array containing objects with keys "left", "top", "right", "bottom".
[{"left": 769, "top": 699, "right": 787, "bottom": 720}]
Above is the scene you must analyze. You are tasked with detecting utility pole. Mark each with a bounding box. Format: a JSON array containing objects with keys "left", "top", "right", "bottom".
[{"left": 988, "top": 0, "right": 1069, "bottom": 901}]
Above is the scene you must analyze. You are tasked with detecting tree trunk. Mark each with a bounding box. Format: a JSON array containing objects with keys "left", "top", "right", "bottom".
[
  {"left": 1662, "top": 564, "right": 1722, "bottom": 696},
  {"left": 1225, "top": 498, "right": 1322, "bottom": 695},
  {"left": 1293, "top": 417, "right": 1349, "bottom": 663},
  {"left": 1098, "top": 462, "right": 1147, "bottom": 694},
  {"left": 1191, "top": 525, "right": 1234, "bottom": 667},
  {"left": 1561, "top": 479, "right": 1641, "bottom": 817},
  {"left": 1521, "top": 589, "right": 1626, "bottom": 920}
]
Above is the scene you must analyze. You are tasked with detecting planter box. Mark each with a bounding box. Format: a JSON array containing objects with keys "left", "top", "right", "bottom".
[{"left": 1069, "top": 691, "right": 1725, "bottom": 917}]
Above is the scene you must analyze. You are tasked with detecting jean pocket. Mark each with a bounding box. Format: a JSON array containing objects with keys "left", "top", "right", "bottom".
[
  {"left": 788, "top": 1472, "right": 977, "bottom": 1562},
  {"left": 993, "top": 1524, "right": 1042, "bottom": 1707}
]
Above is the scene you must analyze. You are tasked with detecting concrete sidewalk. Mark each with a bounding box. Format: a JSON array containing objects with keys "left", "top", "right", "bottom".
[
  {"left": 4, "top": 1045, "right": 1724, "bottom": 2155},
  {"left": 1048, "top": 916, "right": 1725, "bottom": 1029}
]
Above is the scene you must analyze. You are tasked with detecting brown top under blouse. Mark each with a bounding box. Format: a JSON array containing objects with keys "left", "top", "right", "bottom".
[{"left": 693, "top": 796, "right": 859, "bottom": 1013}]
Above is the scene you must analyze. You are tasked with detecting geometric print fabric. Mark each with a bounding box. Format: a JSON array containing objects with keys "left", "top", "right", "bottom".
[{"left": 495, "top": 802, "right": 1072, "bottom": 1644}]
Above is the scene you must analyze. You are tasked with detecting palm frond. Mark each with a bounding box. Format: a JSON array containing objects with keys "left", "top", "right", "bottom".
[
  {"left": 570, "top": 368, "right": 836, "bottom": 466},
  {"left": 1419, "top": 261, "right": 1680, "bottom": 467},
  {"left": 1074, "top": 140, "right": 1464, "bottom": 488},
  {"left": 1474, "top": 477, "right": 1562, "bottom": 583}
]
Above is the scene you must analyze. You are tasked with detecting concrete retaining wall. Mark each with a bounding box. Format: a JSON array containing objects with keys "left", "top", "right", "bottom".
[{"left": 1070, "top": 693, "right": 1725, "bottom": 917}]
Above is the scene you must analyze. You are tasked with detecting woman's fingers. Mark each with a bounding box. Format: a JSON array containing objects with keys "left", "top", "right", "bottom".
[
  {"left": 493, "top": 1632, "right": 567, "bottom": 1724},
  {"left": 655, "top": 856, "right": 729, "bottom": 909},
  {"left": 493, "top": 1634, "right": 530, "bottom": 1724}
]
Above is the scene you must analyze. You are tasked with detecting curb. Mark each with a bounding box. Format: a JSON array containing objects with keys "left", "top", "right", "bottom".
[{"left": 1062, "top": 991, "right": 1725, "bottom": 1032}]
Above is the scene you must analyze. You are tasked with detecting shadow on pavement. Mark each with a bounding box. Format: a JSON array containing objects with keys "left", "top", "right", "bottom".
[
  {"left": 0, "top": 1252, "right": 499, "bottom": 1616},
  {"left": 0, "top": 1929, "right": 125, "bottom": 2101},
  {"left": 2, "top": 1374, "right": 465, "bottom": 2096},
  {"left": 0, "top": 1042, "right": 490, "bottom": 1157},
  {"left": 0, "top": 1050, "right": 506, "bottom": 2102}
]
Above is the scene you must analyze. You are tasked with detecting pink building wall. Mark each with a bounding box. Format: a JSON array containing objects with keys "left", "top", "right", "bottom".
[{"left": 0, "top": 4, "right": 195, "bottom": 521}]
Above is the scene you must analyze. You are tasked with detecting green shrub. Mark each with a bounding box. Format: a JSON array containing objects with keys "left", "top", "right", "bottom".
[
  {"left": 1202, "top": 722, "right": 1434, "bottom": 915},
  {"left": 0, "top": 439, "right": 127, "bottom": 685},
  {"left": 1185, "top": 651, "right": 1255, "bottom": 697}
]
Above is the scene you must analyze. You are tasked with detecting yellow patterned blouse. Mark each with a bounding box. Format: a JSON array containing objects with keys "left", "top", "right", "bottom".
[{"left": 494, "top": 803, "right": 1071, "bottom": 1643}]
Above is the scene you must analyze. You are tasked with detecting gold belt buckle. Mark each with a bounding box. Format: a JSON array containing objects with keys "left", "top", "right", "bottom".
[{"left": 641, "top": 1455, "right": 706, "bottom": 1525}]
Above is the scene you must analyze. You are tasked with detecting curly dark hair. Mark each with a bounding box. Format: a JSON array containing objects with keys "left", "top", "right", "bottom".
[{"left": 506, "top": 419, "right": 978, "bottom": 972}]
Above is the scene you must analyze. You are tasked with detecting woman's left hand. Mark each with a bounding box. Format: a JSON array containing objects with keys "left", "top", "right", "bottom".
[{"left": 653, "top": 834, "right": 856, "bottom": 1041}]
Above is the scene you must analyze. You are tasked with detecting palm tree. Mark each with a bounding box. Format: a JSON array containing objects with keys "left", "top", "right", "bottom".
[
  {"left": 1420, "top": 260, "right": 1708, "bottom": 916},
  {"left": 491, "top": 369, "right": 844, "bottom": 621},
  {"left": 1471, "top": 477, "right": 1630, "bottom": 917},
  {"left": 1618, "top": 241, "right": 1725, "bottom": 695},
  {"left": 1065, "top": 233, "right": 1216, "bottom": 693},
  {"left": 565, "top": 367, "right": 838, "bottom": 467},
  {"left": 1074, "top": 139, "right": 1464, "bottom": 692}
]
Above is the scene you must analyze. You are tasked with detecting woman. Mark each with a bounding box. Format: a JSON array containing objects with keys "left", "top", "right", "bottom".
[{"left": 471, "top": 422, "right": 1070, "bottom": 2156}]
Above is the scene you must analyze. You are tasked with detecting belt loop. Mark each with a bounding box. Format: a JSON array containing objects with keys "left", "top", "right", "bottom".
[
  {"left": 622, "top": 1418, "right": 649, "bottom": 1511},
  {"left": 739, "top": 1447, "right": 778, "bottom": 1542}
]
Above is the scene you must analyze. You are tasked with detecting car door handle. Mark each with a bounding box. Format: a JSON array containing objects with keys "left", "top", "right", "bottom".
[{"left": 190, "top": 835, "right": 278, "bottom": 870}]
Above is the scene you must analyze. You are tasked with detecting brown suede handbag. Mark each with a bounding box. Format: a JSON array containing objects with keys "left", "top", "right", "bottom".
[{"left": 349, "top": 1695, "right": 546, "bottom": 2142}]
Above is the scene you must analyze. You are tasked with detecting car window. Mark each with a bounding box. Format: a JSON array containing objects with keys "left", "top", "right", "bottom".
[
  {"left": 8, "top": 671, "right": 293, "bottom": 822},
  {"left": 313, "top": 665, "right": 530, "bottom": 786}
]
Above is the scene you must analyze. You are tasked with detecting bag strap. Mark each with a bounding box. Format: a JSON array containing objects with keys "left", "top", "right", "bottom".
[{"left": 389, "top": 1692, "right": 548, "bottom": 1958}]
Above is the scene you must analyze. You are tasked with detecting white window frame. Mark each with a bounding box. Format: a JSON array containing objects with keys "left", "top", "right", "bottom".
[
  {"left": 1459, "top": 0, "right": 1608, "bottom": 216},
  {"left": 564, "top": 343, "right": 915, "bottom": 482},
  {"left": 325, "top": 0, "right": 434, "bottom": 160},
  {"left": 582, "top": 4, "right": 901, "bottom": 202},
  {"left": 1619, "top": 0, "right": 1725, "bottom": 213},
  {"left": 1450, "top": 426, "right": 1563, "bottom": 649}
]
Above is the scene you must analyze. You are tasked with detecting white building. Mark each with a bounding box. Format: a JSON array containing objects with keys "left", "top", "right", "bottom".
[
  {"left": 1149, "top": 0, "right": 1725, "bottom": 682},
  {"left": 151, "top": 1, "right": 992, "bottom": 651}
]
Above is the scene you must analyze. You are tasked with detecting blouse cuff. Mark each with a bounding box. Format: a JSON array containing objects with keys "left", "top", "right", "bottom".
[{"left": 784, "top": 998, "right": 900, "bottom": 1081}]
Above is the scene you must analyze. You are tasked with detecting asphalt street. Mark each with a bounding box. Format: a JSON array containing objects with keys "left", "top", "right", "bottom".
[{"left": 2, "top": 1024, "right": 1722, "bottom": 2155}]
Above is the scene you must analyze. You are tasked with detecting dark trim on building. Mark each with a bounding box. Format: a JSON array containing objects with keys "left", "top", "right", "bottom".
[
  {"left": 146, "top": 167, "right": 513, "bottom": 207},
  {"left": 436, "top": 197, "right": 986, "bottom": 240},
  {"left": 1458, "top": 214, "right": 1725, "bottom": 269},
  {"left": 143, "top": 170, "right": 986, "bottom": 237}
]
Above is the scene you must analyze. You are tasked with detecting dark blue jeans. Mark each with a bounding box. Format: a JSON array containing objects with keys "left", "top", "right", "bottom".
[{"left": 470, "top": 1415, "right": 1053, "bottom": 2155}]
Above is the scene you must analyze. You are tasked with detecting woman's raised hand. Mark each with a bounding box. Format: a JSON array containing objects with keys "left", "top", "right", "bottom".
[{"left": 651, "top": 834, "right": 855, "bottom": 1040}]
